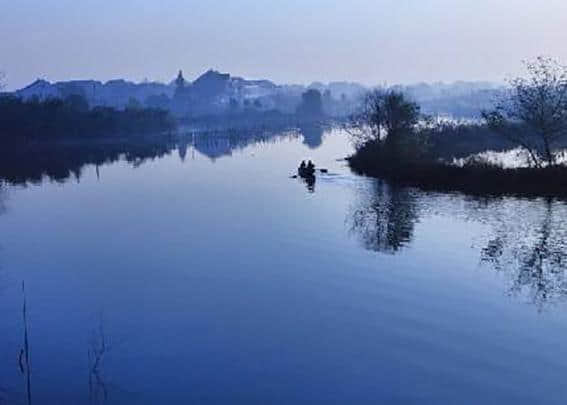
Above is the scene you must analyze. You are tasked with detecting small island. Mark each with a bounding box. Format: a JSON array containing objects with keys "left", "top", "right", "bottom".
[{"left": 347, "top": 57, "right": 567, "bottom": 198}]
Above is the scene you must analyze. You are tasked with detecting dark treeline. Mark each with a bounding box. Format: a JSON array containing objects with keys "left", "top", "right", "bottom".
[
  {"left": 350, "top": 149, "right": 567, "bottom": 197},
  {"left": 349, "top": 117, "right": 567, "bottom": 198},
  {"left": 1, "top": 87, "right": 331, "bottom": 144},
  {"left": 0, "top": 95, "right": 176, "bottom": 143}
]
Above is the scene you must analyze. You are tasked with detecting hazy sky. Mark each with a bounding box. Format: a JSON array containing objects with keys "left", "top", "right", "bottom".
[{"left": 1, "top": 0, "right": 567, "bottom": 90}]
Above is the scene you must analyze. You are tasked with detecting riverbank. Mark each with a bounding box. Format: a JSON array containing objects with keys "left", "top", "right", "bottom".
[{"left": 348, "top": 152, "right": 567, "bottom": 198}]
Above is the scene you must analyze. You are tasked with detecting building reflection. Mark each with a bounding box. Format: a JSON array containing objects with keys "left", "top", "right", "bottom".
[
  {"left": 0, "top": 128, "right": 300, "bottom": 185},
  {"left": 299, "top": 123, "right": 324, "bottom": 149}
]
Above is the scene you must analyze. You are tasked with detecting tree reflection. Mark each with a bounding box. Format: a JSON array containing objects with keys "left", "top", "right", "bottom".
[
  {"left": 299, "top": 123, "right": 324, "bottom": 149},
  {"left": 480, "top": 198, "right": 567, "bottom": 310},
  {"left": 0, "top": 139, "right": 177, "bottom": 185},
  {"left": 88, "top": 314, "right": 112, "bottom": 405},
  {"left": 0, "top": 185, "right": 6, "bottom": 216},
  {"left": 349, "top": 181, "right": 567, "bottom": 309},
  {"left": 0, "top": 128, "right": 299, "bottom": 185},
  {"left": 0, "top": 186, "right": 6, "bottom": 292},
  {"left": 348, "top": 180, "right": 418, "bottom": 253}
]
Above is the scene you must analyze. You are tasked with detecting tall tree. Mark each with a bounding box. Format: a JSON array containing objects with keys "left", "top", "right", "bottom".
[
  {"left": 483, "top": 57, "right": 567, "bottom": 168},
  {"left": 348, "top": 89, "right": 420, "bottom": 149}
]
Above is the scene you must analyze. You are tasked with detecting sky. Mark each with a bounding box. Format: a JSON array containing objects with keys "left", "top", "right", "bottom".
[{"left": 1, "top": 0, "right": 567, "bottom": 90}]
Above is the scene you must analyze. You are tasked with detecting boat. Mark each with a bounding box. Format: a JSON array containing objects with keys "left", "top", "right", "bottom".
[{"left": 298, "top": 166, "right": 315, "bottom": 178}]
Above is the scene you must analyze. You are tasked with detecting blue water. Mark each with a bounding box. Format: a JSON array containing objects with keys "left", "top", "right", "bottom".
[{"left": 1, "top": 130, "right": 567, "bottom": 404}]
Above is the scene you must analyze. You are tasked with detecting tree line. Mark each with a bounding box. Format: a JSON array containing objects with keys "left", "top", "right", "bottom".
[
  {"left": 347, "top": 57, "right": 567, "bottom": 196},
  {"left": 0, "top": 93, "right": 176, "bottom": 143},
  {"left": 349, "top": 57, "right": 567, "bottom": 169}
]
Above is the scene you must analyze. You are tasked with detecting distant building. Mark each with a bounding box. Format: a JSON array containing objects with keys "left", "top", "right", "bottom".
[
  {"left": 172, "top": 70, "right": 192, "bottom": 117},
  {"left": 175, "top": 70, "right": 186, "bottom": 92}
]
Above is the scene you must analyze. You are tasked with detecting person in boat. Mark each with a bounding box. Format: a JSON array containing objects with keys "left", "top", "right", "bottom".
[
  {"left": 298, "top": 160, "right": 311, "bottom": 177},
  {"left": 298, "top": 160, "right": 316, "bottom": 177}
]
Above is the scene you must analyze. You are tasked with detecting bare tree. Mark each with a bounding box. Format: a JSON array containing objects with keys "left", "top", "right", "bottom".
[
  {"left": 347, "top": 89, "right": 420, "bottom": 149},
  {"left": 0, "top": 71, "right": 5, "bottom": 91},
  {"left": 483, "top": 57, "right": 567, "bottom": 168}
]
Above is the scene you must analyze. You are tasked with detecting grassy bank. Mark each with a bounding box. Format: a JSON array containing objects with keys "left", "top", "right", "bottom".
[{"left": 348, "top": 146, "right": 567, "bottom": 198}]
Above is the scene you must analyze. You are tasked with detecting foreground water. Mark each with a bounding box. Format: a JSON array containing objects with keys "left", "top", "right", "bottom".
[{"left": 1, "top": 129, "right": 567, "bottom": 404}]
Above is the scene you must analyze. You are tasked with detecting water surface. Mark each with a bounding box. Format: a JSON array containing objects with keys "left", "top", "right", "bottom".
[{"left": 1, "top": 129, "right": 567, "bottom": 404}]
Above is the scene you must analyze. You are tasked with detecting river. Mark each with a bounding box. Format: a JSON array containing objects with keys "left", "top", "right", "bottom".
[{"left": 1, "top": 128, "right": 566, "bottom": 404}]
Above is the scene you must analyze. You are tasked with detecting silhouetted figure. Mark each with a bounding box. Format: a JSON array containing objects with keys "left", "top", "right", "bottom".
[
  {"left": 295, "top": 160, "right": 316, "bottom": 191},
  {"left": 298, "top": 160, "right": 315, "bottom": 178}
]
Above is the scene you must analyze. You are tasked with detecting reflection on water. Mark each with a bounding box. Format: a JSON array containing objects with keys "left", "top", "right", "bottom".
[
  {"left": 0, "top": 186, "right": 6, "bottom": 217},
  {"left": 348, "top": 180, "right": 567, "bottom": 309},
  {"left": 299, "top": 122, "right": 325, "bottom": 149},
  {"left": 477, "top": 198, "right": 567, "bottom": 309},
  {"left": 20, "top": 282, "right": 32, "bottom": 405},
  {"left": 296, "top": 174, "right": 316, "bottom": 193},
  {"left": 88, "top": 314, "right": 111, "bottom": 405},
  {"left": 0, "top": 123, "right": 330, "bottom": 187},
  {"left": 0, "top": 127, "right": 315, "bottom": 185},
  {"left": 1, "top": 129, "right": 567, "bottom": 403},
  {"left": 0, "top": 187, "right": 6, "bottom": 294},
  {"left": 0, "top": 139, "right": 176, "bottom": 185},
  {"left": 2, "top": 129, "right": 567, "bottom": 311},
  {"left": 192, "top": 130, "right": 298, "bottom": 161},
  {"left": 348, "top": 180, "right": 418, "bottom": 253}
]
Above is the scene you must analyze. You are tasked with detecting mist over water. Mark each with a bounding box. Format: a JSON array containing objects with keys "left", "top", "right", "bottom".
[{"left": 0, "top": 129, "right": 567, "bottom": 403}]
